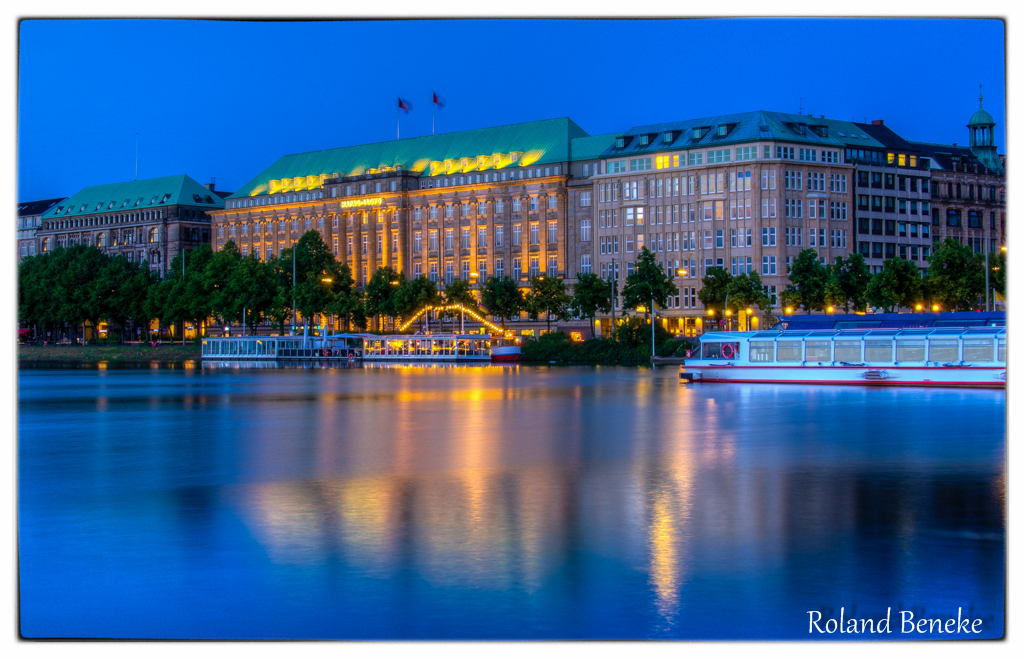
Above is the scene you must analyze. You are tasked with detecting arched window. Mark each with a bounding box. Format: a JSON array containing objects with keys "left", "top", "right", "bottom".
[
  {"left": 41, "top": 237, "right": 49, "bottom": 252},
  {"left": 149, "top": 227, "right": 159, "bottom": 243},
  {"left": 96, "top": 233, "right": 104, "bottom": 248}
]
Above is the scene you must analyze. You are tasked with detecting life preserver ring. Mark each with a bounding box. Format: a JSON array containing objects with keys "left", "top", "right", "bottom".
[{"left": 721, "top": 343, "right": 735, "bottom": 359}]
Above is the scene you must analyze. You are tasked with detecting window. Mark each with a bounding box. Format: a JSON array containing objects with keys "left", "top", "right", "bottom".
[
  {"left": 495, "top": 225, "right": 504, "bottom": 247},
  {"left": 445, "top": 228, "right": 454, "bottom": 250},
  {"left": 581, "top": 254, "right": 591, "bottom": 274},
  {"left": 414, "top": 231, "right": 422, "bottom": 252},
  {"left": 513, "top": 198, "right": 522, "bottom": 213},
  {"left": 776, "top": 341, "right": 802, "bottom": 362},
  {"left": 864, "top": 340, "right": 892, "bottom": 362},
  {"left": 478, "top": 227, "right": 487, "bottom": 248},
  {"left": 580, "top": 219, "right": 591, "bottom": 242},
  {"left": 963, "top": 339, "right": 994, "bottom": 362},
  {"left": 548, "top": 221, "right": 558, "bottom": 244},
  {"left": 580, "top": 191, "right": 591, "bottom": 207},
  {"left": 835, "top": 340, "right": 862, "bottom": 363},
  {"left": 805, "top": 341, "right": 831, "bottom": 362},
  {"left": 461, "top": 228, "right": 471, "bottom": 249},
  {"left": 512, "top": 224, "right": 522, "bottom": 246},
  {"left": 530, "top": 257, "right": 540, "bottom": 278},
  {"left": 547, "top": 256, "right": 558, "bottom": 277},
  {"left": 629, "top": 158, "right": 651, "bottom": 171},
  {"left": 429, "top": 229, "right": 438, "bottom": 251},
  {"left": 777, "top": 146, "right": 795, "bottom": 160}
]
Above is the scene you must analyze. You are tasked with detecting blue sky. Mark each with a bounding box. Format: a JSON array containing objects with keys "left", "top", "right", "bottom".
[{"left": 17, "top": 18, "right": 1005, "bottom": 201}]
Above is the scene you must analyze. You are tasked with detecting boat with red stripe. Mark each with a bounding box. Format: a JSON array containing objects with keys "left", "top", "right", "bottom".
[{"left": 680, "top": 326, "right": 1006, "bottom": 388}]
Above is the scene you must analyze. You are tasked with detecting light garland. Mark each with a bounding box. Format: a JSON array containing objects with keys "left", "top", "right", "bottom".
[{"left": 398, "top": 304, "right": 506, "bottom": 334}]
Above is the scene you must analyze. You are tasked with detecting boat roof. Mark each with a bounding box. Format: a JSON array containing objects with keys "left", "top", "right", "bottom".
[{"left": 701, "top": 327, "right": 1005, "bottom": 341}]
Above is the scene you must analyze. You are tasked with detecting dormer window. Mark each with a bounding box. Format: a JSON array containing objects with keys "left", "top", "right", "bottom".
[
  {"left": 160, "top": 194, "right": 171, "bottom": 204},
  {"left": 639, "top": 134, "right": 649, "bottom": 146},
  {"left": 664, "top": 130, "right": 677, "bottom": 143},
  {"left": 796, "top": 123, "right": 807, "bottom": 135},
  {"left": 718, "top": 125, "right": 728, "bottom": 137},
  {"left": 616, "top": 137, "right": 625, "bottom": 148},
  {"left": 692, "top": 128, "right": 702, "bottom": 140}
]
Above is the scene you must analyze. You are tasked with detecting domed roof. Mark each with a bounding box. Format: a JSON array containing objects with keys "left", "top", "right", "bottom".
[{"left": 969, "top": 107, "right": 995, "bottom": 126}]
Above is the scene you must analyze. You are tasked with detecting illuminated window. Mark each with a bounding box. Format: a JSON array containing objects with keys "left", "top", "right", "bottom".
[
  {"left": 444, "top": 228, "right": 452, "bottom": 249},
  {"left": 887, "top": 152, "right": 895, "bottom": 164}
]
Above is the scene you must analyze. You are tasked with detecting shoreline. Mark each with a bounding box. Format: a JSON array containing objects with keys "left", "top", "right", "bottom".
[{"left": 18, "top": 345, "right": 202, "bottom": 361}]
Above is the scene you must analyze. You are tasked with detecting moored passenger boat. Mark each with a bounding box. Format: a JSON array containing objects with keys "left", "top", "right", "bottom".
[{"left": 681, "top": 327, "right": 1006, "bottom": 388}]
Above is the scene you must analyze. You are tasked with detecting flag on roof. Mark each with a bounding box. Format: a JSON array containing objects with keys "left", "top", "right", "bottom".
[
  {"left": 398, "top": 97, "right": 412, "bottom": 113},
  {"left": 433, "top": 92, "right": 444, "bottom": 109}
]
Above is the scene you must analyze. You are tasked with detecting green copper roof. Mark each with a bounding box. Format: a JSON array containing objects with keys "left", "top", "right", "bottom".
[
  {"left": 570, "top": 132, "right": 619, "bottom": 161},
  {"left": 229, "top": 117, "right": 591, "bottom": 199},
  {"left": 43, "top": 174, "right": 224, "bottom": 220},
  {"left": 969, "top": 107, "right": 995, "bottom": 126},
  {"left": 600, "top": 110, "right": 887, "bottom": 159}
]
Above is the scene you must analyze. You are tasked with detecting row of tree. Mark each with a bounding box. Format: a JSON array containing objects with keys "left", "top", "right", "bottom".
[
  {"left": 17, "top": 231, "right": 671, "bottom": 341},
  {"left": 18, "top": 232, "right": 1004, "bottom": 343}
]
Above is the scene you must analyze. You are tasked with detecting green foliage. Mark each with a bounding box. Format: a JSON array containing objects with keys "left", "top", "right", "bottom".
[
  {"left": 866, "top": 257, "right": 923, "bottom": 313},
  {"left": 364, "top": 266, "right": 407, "bottom": 324},
  {"left": 924, "top": 238, "right": 986, "bottom": 311},
  {"left": 395, "top": 275, "right": 441, "bottom": 331},
  {"left": 989, "top": 250, "right": 1006, "bottom": 296},
  {"left": 824, "top": 253, "right": 871, "bottom": 313},
  {"left": 784, "top": 249, "right": 828, "bottom": 313},
  {"left": 524, "top": 276, "right": 571, "bottom": 330},
  {"left": 480, "top": 276, "right": 524, "bottom": 329},
  {"left": 520, "top": 327, "right": 693, "bottom": 364},
  {"left": 569, "top": 272, "right": 612, "bottom": 322},
  {"left": 620, "top": 248, "right": 677, "bottom": 318},
  {"left": 697, "top": 267, "right": 732, "bottom": 312},
  {"left": 727, "top": 270, "right": 773, "bottom": 313},
  {"left": 614, "top": 316, "right": 672, "bottom": 349}
]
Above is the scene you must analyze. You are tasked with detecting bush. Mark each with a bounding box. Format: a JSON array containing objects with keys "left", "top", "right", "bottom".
[{"left": 520, "top": 326, "right": 693, "bottom": 365}]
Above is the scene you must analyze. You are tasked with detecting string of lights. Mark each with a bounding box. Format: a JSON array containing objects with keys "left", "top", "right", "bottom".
[{"left": 398, "top": 304, "right": 507, "bottom": 335}]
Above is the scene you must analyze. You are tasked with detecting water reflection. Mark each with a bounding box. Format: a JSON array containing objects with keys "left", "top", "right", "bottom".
[{"left": 17, "top": 366, "right": 1005, "bottom": 639}]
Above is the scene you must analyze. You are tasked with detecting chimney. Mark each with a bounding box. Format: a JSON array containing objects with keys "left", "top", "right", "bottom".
[
  {"left": 871, "top": 119, "right": 884, "bottom": 126},
  {"left": 205, "top": 177, "right": 216, "bottom": 192}
]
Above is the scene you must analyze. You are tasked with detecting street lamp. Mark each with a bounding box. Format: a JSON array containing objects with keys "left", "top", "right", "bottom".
[
  {"left": 676, "top": 268, "right": 688, "bottom": 277},
  {"left": 932, "top": 304, "right": 941, "bottom": 312}
]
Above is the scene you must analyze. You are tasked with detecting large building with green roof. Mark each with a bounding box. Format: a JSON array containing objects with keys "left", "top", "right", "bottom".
[
  {"left": 210, "top": 117, "right": 617, "bottom": 334},
  {"left": 36, "top": 174, "right": 230, "bottom": 277}
]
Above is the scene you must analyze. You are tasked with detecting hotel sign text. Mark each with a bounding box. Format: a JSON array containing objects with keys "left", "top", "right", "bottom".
[{"left": 340, "top": 197, "right": 383, "bottom": 209}]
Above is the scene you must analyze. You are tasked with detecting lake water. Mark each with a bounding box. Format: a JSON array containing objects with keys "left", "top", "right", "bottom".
[{"left": 17, "top": 363, "right": 1005, "bottom": 640}]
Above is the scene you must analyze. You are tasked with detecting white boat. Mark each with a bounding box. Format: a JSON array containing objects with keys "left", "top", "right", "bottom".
[
  {"left": 489, "top": 337, "right": 522, "bottom": 362},
  {"left": 361, "top": 334, "right": 492, "bottom": 362},
  {"left": 681, "top": 327, "right": 1006, "bottom": 389}
]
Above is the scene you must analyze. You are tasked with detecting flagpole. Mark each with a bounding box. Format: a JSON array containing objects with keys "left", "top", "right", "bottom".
[
  {"left": 432, "top": 100, "right": 435, "bottom": 135},
  {"left": 397, "top": 100, "right": 400, "bottom": 140}
]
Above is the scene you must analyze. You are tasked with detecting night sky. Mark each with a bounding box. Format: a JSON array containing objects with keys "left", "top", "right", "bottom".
[{"left": 17, "top": 18, "right": 1005, "bottom": 201}]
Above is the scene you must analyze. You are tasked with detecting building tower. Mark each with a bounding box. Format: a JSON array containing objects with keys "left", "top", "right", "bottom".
[{"left": 968, "top": 84, "right": 1003, "bottom": 175}]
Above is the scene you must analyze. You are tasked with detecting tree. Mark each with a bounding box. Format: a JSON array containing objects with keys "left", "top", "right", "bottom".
[
  {"left": 924, "top": 238, "right": 986, "bottom": 311},
  {"left": 824, "top": 254, "right": 871, "bottom": 313},
  {"left": 620, "top": 248, "right": 678, "bottom": 320},
  {"left": 524, "top": 276, "right": 571, "bottom": 331},
  {"left": 395, "top": 275, "right": 441, "bottom": 332},
  {"left": 727, "top": 270, "right": 772, "bottom": 313},
  {"left": 323, "top": 261, "right": 364, "bottom": 332},
  {"left": 866, "top": 257, "right": 923, "bottom": 313},
  {"left": 480, "top": 276, "right": 523, "bottom": 330},
  {"left": 784, "top": 249, "right": 828, "bottom": 313},
  {"left": 697, "top": 267, "right": 732, "bottom": 313},
  {"left": 569, "top": 272, "right": 612, "bottom": 333},
  {"left": 287, "top": 231, "right": 340, "bottom": 329},
  {"left": 364, "top": 266, "right": 407, "bottom": 329},
  {"left": 226, "top": 255, "right": 277, "bottom": 333},
  {"left": 207, "top": 240, "right": 244, "bottom": 325},
  {"left": 440, "top": 278, "right": 480, "bottom": 332},
  {"left": 989, "top": 249, "right": 1006, "bottom": 297}
]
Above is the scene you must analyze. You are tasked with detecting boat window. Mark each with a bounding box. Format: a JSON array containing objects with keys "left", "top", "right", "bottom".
[
  {"left": 749, "top": 341, "right": 774, "bottom": 362},
  {"left": 963, "top": 339, "right": 994, "bottom": 362},
  {"left": 864, "top": 340, "right": 892, "bottom": 362},
  {"left": 776, "top": 341, "right": 802, "bottom": 362},
  {"left": 928, "top": 339, "right": 959, "bottom": 362},
  {"left": 701, "top": 342, "right": 723, "bottom": 359},
  {"left": 998, "top": 339, "right": 1006, "bottom": 362},
  {"left": 896, "top": 340, "right": 926, "bottom": 362},
  {"left": 805, "top": 340, "right": 831, "bottom": 362},
  {"left": 834, "top": 340, "right": 861, "bottom": 363}
]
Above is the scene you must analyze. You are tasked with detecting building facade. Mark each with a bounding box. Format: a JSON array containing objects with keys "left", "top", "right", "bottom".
[
  {"left": 591, "top": 111, "right": 856, "bottom": 335},
  {"left": 848, "top": 120, "right": 934, "bottom": 273},
  {"left": 17, "top": 197, "right": 66, "bottom": 262},
  {"left": 36, "top": 175, "right": 228, "bottom": 277},
  {"left": 912, "top": 98, "right": 1005, "bottom": 257},
  {"left": 209, "top": 118, "right": 615, "bottom": 333}
]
